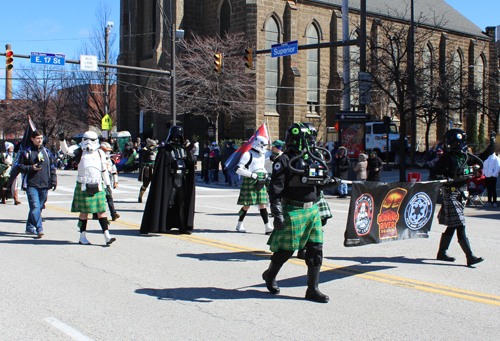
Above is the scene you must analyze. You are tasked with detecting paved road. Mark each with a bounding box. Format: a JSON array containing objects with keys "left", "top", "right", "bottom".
[{"left": 1, "top": 169, "right": 499, "bottom": 340}]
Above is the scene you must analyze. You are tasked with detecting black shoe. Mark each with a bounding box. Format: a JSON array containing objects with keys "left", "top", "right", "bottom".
[
  {"left": 436, "top": 234, "right": 455, "bottom": 262},
  {"left": 305, "top": 267, "right": 329, "bottom": 303},
  {"left": 262, "top": 262, "right": 282, "bottom": 294},
  {"left": 138, "top": 197, "right": 142, "bottom": 203}
]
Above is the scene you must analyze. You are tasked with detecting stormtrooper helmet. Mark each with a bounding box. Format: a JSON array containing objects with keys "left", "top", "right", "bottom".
[
  {"left": 251, "top": 135, "right": 269, "bottom": 155},
  {"left": 81, "top": 131, "right": 100, "bottom": 152}
]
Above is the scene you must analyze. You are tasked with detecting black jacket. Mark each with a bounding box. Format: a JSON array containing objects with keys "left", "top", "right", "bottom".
[
  {"left": 367, "top": 156, "right": 383, "bottom": 182},
  {"left": 17, "top": 146, "right": 57, "bottom": 189},
  {"left": 337, "top": 155, "right": 351, "bottom": 179}
]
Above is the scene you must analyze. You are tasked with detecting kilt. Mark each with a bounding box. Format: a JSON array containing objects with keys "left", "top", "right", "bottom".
[
  {"left": 316, "top": 191, "right": 332, "bottom": 221},
  {"left": 71, "top": 182, "right": 107, "bottom": 213},
  {"left": 437, "top": 187, "right": 466, "bottom": 228},
  {"left": 267, "top": 204, "right": 323, "bottom": 252},
  {"left": 237, "top": 172, "right": 268, "bottom": 205}
]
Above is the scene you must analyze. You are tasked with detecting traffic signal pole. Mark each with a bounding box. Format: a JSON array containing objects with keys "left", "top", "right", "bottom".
[{"left": 5, "top": 44, "right": 13, "bottom": 100}]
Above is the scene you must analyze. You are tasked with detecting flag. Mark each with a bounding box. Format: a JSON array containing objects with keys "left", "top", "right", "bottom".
[
  {"left": 224, "top": 121, "right": 269, "bottom": 178},
  {"left": 6, "top": 116, "right": 37, "bottom": 190},
  {"left": 344, "top": 181, "right": 441, "bottom": 247}
]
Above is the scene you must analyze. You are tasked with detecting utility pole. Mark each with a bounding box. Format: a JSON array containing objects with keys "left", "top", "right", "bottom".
[
  {"left": 105, "top": 22, "right": 113, "bottom": 122},
  {"left": 409, "top": 0, "right": 416, "bottom": 168},
  {"left": 342, "top": 0, "right": 350, "bottom": 111},
  {"left": 5, "top": 44, "right": 12, "bottom": 100},
  {"left": 171, "top": 0, "right": 176, "bottom": 127},
  {"left": 358, "top": 0, "right": 367, "bottom": 113}
]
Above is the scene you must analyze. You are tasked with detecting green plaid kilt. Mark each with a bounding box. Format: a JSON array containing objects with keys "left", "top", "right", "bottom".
[
  {"left": 237, "top": 172, "right": 268, "bottom": 206},
  {"left": 317, "top": 191, "right": 332, "bottom": 221},
  {"left": 267, "top": 204, "right": 323, "bottom": 252},
  {"left": 71, "top": 182, "right": 107, "bottom": 213}
]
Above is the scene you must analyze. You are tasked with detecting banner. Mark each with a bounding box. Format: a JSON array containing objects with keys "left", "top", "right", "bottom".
[
  {"left": 344, "top": 181, "right": 441, "bottom": 247},
  {"left": 224, "top": 121, "right": 269, "bottom": 178}
]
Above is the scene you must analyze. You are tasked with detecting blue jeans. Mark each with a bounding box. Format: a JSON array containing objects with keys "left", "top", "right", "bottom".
[
  {"left": 339, "top": 183, "right": 348, "bottom": 195},
  {"left": 26, "top": 187, "right": 48, "bottom": 231}
]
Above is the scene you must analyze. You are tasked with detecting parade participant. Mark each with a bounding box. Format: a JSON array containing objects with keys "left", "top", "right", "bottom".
[
  {"left": 433, "top": 129, "right": 483, "bottom": 266},
  {"left": 17, "top": 130, "right": 57, "bottom": 237},
  {"left": 234, "top": 135, "right": 273, "bottom": 234},
  {"left": 100, "top": 142, "right": 120, "bottom": 221},
  {"left": 140, "top": 126, "right": 196, "bottom": 235},
  {"left": 1, "top": 142, "right": 16, "bottom": 204},
  {"left": 138, "top": 138, "right": 158, "bottom": 203},
  {"left": 264, "top": 140, "right": 284, "bottom": 175},
  {"left": 264, "top": 123, "right": 340, "bottom": 302},
  {"left": 61, "top": 131, "right": 116, "bottom": 246}
]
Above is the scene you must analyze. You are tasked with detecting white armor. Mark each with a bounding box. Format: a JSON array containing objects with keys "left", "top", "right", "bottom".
[
  {"left": 81, "top": 131, "right": 100, "bottom": 152},
  {"left": 251, "top": 135, "right": 269, "bottom": 155},
  {"left": 236, "top": 149, "right": 267, "bottom": 178},
  {"left": 77, "top": 149, "right": 110, "bottom": 191}
]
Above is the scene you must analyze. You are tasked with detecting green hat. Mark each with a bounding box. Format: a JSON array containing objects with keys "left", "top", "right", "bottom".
[{"left": 272, "top": 140, "right": 284, "bottom": 149}]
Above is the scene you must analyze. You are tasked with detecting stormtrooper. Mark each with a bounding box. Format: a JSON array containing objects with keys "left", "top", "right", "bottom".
[
  {"left": 61, "top": 131, "right": 116, "bottom": 245},
  {"left": 235, "top": 135, "right": 273, "bottom": 234}
]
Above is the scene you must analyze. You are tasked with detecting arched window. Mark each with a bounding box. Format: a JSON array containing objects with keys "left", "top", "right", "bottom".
[
  {"left": 422, "top": 43, "right": 434, "bottom": 99},
  {"left": 306, "top": 24, "right": 319, "bottom": 114},
  {"left": 452, "top": 49, "right": 464, "bottom": 122},
  {"left": 475, "top": 54, "right": 486, "bottom": 115},
  {"left": 219, "top": 0, "right": 231, "bottom": 37},
  {"left": 265, "top": 17, "right": 279, "bottom": 113},
  {"left": 349, "top": 29, "right": 360, "bottom": 109}
]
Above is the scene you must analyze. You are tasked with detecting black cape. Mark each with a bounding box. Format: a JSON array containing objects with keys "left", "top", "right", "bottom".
[{"left": 140, "top": 144, "right": 195, "bottom": 234}]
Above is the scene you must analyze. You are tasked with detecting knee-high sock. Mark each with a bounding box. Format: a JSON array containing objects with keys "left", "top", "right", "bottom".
[
  {"left": 78, "top": 219, "right": 87, "bottom": 233},
  {"left": 260, "top": 208, "right": 269, "bottom": 224},
  {"left": 238, "top": 208, "right": 248, "bottom": 222},
  {"left": 98, "top": 217, "right": 109, "bottom": 232}
]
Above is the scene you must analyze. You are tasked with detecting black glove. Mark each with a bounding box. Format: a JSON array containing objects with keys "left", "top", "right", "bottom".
[
  {"left": 58, "top": 132, "right": 65, "bottom": 141},
  {"left": 270, "top": 198, "right": 285, "bottom": 231},
  {"left": 319, "top": 176, "right": 341, "bottom": 191},
  {"left": 52, "top": 184, "right": 57, "bottom": 191}
]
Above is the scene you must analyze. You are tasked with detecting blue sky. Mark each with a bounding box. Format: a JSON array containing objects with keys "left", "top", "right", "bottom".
[{"left": 1, "top": 0, "right": 499, "bottom": 98}]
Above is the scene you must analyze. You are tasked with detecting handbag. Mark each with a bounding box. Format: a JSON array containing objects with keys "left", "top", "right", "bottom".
[{"left": 86, "top": 183, "right": 99, "bottom": 195}]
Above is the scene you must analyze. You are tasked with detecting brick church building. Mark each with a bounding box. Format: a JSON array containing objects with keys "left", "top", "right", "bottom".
[{"left": 117, "top": 0, "right": 499, "bottom": 146}]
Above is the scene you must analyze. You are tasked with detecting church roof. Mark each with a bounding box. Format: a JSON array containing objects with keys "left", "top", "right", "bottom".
[{"left": 313, "top": 0, "right": 488, "bottom": 38}]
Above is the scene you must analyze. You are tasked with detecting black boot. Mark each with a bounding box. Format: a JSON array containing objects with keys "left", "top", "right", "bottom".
[
  {"left": 436, "top": 233, "right": 455, "bottom": 262},
  {"left": 305, "top": 267, "right": 329, "bottom": 303},
  {"left": 262, "top": 262, "right": 282, "bottom": 294},
  {"left": 296, "top": 248, "right": 306, "bottom": 260},
  {"left": 458, "top": 238, "right": 484, "bottom": 266}
]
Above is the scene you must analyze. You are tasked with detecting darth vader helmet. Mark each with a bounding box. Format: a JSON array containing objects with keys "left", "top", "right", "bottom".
[
  {"left": 444, "top": 129, "right": 467, "bottom": 153},
  {"left": 166, "top": 126, "right": 185, "bottom": 147}
]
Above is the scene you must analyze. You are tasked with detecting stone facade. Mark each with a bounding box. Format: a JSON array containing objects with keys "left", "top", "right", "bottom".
[{"left": 117, "top": 0, "right": 498, "bottom": 147}]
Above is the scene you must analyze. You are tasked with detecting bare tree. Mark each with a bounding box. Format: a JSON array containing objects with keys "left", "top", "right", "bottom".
[
  {"left": 65, "top": 3, "right": 118, "bottom": 130},
  {"left": 7, "top": 66, "right": 80, "bottom": 139},
  {"left": 139, "top": 33, "right": 256, "bottom": 141}
]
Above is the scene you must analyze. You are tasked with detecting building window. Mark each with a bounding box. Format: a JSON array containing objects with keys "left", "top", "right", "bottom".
[
  {"left": 306, "top": 24, "right": 319, "bottom": 114},
  {"left": 265, "top": 17, "right": 279, "bottom": 113},
  {"left": 475, "top": 55, "right": 485, "bottom": 115},
  {"left": 452, "top": 49, "right": 464, "bottom": 123},
  {"left": 219, "top": 0, "right": 231, "bottom": 37}
]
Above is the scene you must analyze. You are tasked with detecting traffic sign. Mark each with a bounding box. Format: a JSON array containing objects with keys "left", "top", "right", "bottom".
[
  {"left": 80, "top": 55, "right": 98, "bottom": 71},
  {"left": 30, "top": 52, "right": 66, "bottom": 66},
  {"left": 271, "top": 40, "right": 298, "bottom": 58},
  {"left": 102, "top": 115, "right": 113, "bottom": 130}
]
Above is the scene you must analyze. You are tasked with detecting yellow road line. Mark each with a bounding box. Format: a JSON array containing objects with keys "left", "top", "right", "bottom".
[{"left": 45, "top": 204, "right": 500, "bottom": 307}]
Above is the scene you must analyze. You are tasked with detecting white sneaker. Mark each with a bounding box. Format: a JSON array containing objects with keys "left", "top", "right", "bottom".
[
  {"left": 264, "top": 222, "right": 273, "bottom": 235},
  {"left": 104, "top": 230, "right": 116, "bottom": 245},
  {"left": 79, "top": 232, "right": 91, "bottom": 245},
  {"left": 236, "top": 221, "right": 246, "bottom": 233}
]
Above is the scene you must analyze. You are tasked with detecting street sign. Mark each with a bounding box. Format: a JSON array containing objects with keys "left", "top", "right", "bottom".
[
  {"left": 80, "top": 55, "right": 98, "bottom": 71},
  {"left": 271, "top": 40, "right": 298, "bottom": 58},
  {"left": 30, "top": 52, "right": 66, "bottom": 66},
  {"left": 102, "top": 115, "right": 113, "bottom": 130}
]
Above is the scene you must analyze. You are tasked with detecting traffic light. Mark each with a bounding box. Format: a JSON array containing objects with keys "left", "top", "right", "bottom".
[
  {"left": 244, "top": 48, "right": 254, "bottom": 69},
  {"left": 5, "top": 49, "right": 14, "bottom": 71},
  {"left": 213, "top": 53, "right": 223, "bottom": 73}
]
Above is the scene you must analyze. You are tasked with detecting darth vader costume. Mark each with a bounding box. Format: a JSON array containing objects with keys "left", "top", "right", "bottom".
[{"left": 140, "top": 126, "right": 195, "bottom": 234}]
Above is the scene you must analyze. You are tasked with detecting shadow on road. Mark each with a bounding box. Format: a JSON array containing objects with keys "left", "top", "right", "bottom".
[{"left": 326, "top": 255, "right": 464, "bottom": 267}]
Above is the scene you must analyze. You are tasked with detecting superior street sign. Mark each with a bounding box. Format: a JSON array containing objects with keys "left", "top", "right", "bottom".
[
  {"left": 30, "top": 52, "right": 66, "bottom": 66},
  {"left": 271, "top": 40, "right": 298, "bottom": 58}
]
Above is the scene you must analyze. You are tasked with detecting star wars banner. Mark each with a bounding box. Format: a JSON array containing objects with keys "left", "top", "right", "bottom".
[{"left": 344, "top": 181, "right": 441, "bottom": 247}]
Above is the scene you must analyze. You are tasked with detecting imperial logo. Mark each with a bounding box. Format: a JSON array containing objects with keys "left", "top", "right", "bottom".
[
  {"left": 353, "top": 194, "right": 374, "bottom": 236},
  {"left": 377, "top": 188, "right": 408, "bottom": 239},
  {"left": 404, "top": 192, "right": 433, "bottom": 230}
]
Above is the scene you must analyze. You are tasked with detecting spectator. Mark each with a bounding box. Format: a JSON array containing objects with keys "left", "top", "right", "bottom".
[
  {"left": 208, "top": 148, "right": 217, "bottom": 184},
  {"left": 192, "top": 139, "right": 200, "bottom": 170},
  {"left": 353, "top": 152, "right": 367, "bottom": 181},
  {"left": 212, "top": 142, "right": 220, "bottom": 182},
  {"left": 468, "top": 169, "right": 486, "bottom": 200},
  {"left": 50, "top": 141, "right": 58, "bottom": 158},
  {"left": 483, "top": 148, "right": 500, "bottom": 207},
  {"left": 336, "top": 146, "right": 350, "bottom": 198},
  {"left": 17, "top": 130, "right": 57, "bottom": 237},
  {"left": 221, "top": 141, "right": 233, "bottom": 185},
  {"left": 367, "top": 151, "right": 383, "bottom": 182},
  {"left": 200, "top": 141, "right": 210, "bottom": 183},
  {"left": 112, "top": 138, "right": 120, "bottom": 154}
]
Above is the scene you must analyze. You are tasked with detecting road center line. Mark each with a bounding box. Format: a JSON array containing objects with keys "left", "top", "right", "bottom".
[
  {"left": 45, "top": 205, "right": 500, "bottom": 307},
  {"left": 44, "top": 317, "right": 94, "bottom": 341}
]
